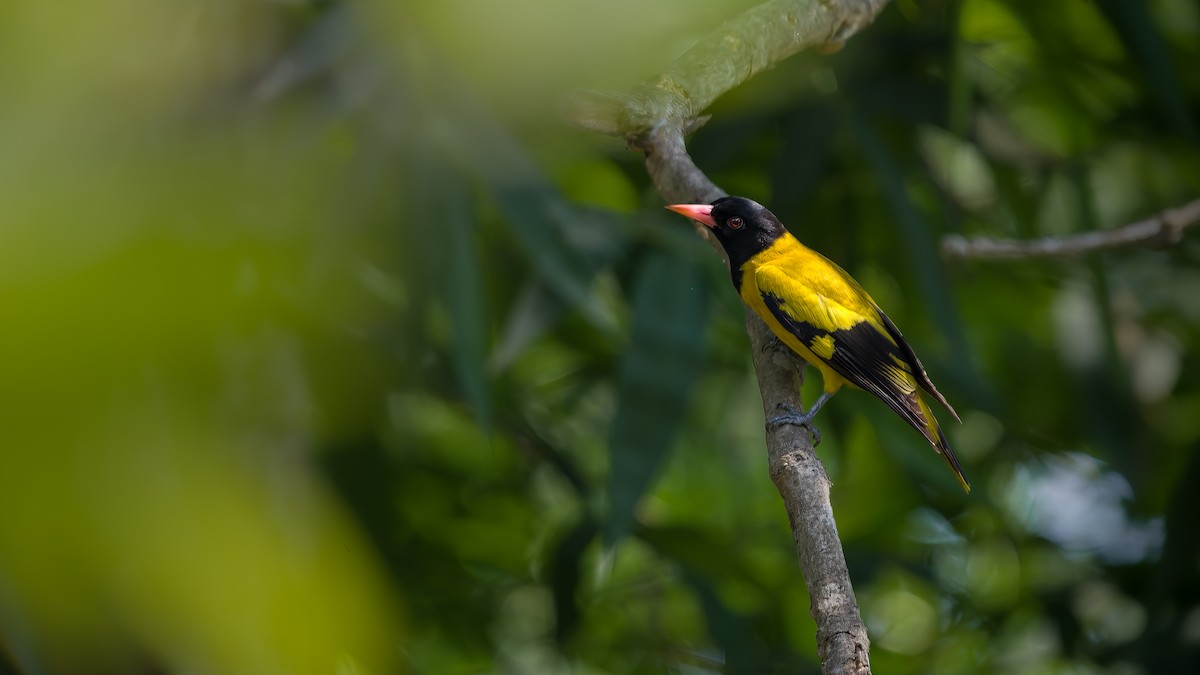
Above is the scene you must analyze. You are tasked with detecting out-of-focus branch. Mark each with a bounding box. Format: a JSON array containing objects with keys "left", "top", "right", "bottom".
[
  {"left": 942, "top": 198, "right": 1200, "bottom": 260},
  {"left": 566, "top": 2, "right": 890, "bottom": 674},
  {"left": 563, "top": 0, "right": 891, "bottom": 137}
]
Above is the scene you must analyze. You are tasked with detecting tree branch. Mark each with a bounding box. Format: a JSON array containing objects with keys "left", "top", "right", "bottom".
[
  {"left": 567, "top": 2, "right": 890, "bottom": 673},
  {"left": 941, "top": 198, "right": 1200, "bottom": 260},
  {"left": 563, "top": 0, "right": 891, "bottom": 137}
]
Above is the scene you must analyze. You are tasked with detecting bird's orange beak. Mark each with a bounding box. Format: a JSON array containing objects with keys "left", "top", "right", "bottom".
[{"left": 666, "top": 203, "right": 716, "bottom": 228}]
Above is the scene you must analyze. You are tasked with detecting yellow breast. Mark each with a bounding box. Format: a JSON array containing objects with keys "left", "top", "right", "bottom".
[{"left": 737, "top": 252, "right": 851, "bottom": 394}]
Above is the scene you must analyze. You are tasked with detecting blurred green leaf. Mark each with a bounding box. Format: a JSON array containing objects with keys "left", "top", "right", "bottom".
[
  {"left": 548, "top": 518, "right": 598, "bottom": 643},
  {"left": 1094, "top": 0, "right": 1196, "bottom": 140},
  {"left": 1156, "top": 445, "right": 1200, "bottom": 610},
  {"left": 420, "top": 62, "right": 629, "bottom": 328},
  {"left": 490, "top": 279, "right": 567, "bottom": 371},
  {"left": 606, "top": 252, "right": 709, "bottom": 543},
  {"left": 948, "top": 2, "right": 973, "bottom": 138},
  {"left": 680, "top": 571, "right": 776, "bottom": 675},
  {"left": 442, "top": 172, "right": 492, "bottom": 429},
  {"left": 770, "top": 102, "right": 840, "bottom": 220},
  {"left": 849, "top": 107, "right": 975, "bottom": 386},
  {"left": 491, "top": 189, "right": 625, "bottom": 328},
  {"left": 637, "top": 525, "right": 772, "bottom": 596}
]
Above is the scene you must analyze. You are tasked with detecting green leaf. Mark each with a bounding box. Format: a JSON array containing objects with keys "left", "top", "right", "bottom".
[
  {"left": 636, "top": 524, "right": 782, "bottom": 673},
  {"left": 421, "top": 67, "right": 629, "bottom": 328},
  {"left": 548, "top": 517, "right": 598, "bottom": 644},
  {"left": 605, "top": 252, "right": 709, "bottom": 543},
  {"left": 488, "top": 279, "right": 565, "bottom": 372},
  {"left": 1094, "top": 0, "right": 1196, "bottom": 140},
  {"left": 636, "top": 524, "right": 770, "bottom": 595},
  {"left": 850, "top": 108, "right": 973, "bottom": 380},
  {"left": 770, "top": 102, "right": 839, "bottom": 219},
  {"left": 679, "top": 570, "right": 772, "bottom": 675},
  {"left": 490, "top": 189, "right": 624, "bottom": 329},
  {"left": 442, "top": 173, "right": 492, "bottom": 431}
]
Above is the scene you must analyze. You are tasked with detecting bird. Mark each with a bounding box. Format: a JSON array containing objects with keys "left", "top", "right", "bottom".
[{"left": 667, "top": 196, "right": 970, "bottom": 493}]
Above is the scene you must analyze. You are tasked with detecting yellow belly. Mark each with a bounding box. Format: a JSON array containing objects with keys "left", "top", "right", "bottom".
[{"left": 740, "top": 281, "right": 850, "bottom": 394}]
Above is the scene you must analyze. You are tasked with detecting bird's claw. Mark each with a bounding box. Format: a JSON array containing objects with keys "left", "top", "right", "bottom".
[
  {"left": 761, "top": 333, "right": 785, "bottom": 354},
  {"left": 762, "top": 336, "right": 806, "bottom": 375},
  {"left": 767, "top": 403, "right": 822, "bottom": 446}
]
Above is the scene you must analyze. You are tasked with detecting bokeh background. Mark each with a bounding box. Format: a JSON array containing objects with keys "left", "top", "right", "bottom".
[{"left": 1, "top": 0, "right": 1198, "bottom": 673}]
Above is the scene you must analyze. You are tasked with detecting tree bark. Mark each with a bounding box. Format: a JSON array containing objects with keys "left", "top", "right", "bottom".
[{"left": 566, "top": 2, "right": 892, "bottom": 673}]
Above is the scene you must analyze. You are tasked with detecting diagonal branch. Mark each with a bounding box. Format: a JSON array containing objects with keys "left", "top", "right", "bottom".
[
  {"left": 567, "top": 2, "right": 891, "bottom": 674},
  {"left": 564, "top": 0, "right": 891, "bottom": 137},
  {"left": 941, "top": 198, "right": 1200, "bottom": 260}
]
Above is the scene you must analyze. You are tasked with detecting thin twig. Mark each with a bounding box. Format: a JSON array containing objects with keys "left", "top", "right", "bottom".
[
  {"left": 942, "top": 198, "right": 1200, "bottom": 260},
  {"left": 567, "top": 3, "right": 889, "bottom": 674}
]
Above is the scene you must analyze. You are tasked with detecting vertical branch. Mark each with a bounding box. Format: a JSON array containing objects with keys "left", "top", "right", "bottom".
[
  {"left": 636, "top": 123, "right": 870, "bottom": 675},
  {"left": 567, "top": 3, "right": 891, "bottom": 673}
]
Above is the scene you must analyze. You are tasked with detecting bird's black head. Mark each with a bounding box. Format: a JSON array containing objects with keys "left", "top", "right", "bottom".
[{"left": 667, "top": 196, "right": 788, "bottom": 269}]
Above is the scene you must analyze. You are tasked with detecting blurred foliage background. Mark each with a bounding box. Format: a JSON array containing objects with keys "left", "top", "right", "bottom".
[{"left": 1, "top": 0, "right": 1198, "bottom": 673}]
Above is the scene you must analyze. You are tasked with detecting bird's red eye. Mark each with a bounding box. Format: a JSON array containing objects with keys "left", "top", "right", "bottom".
[{"left": 728, "top": 217, "right": 744, "bottom": 229}]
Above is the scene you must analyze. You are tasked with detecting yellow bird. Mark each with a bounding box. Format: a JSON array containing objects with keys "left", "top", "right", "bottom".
[{"left": 668, "top": 196, "right": 970, "bottom": 493}]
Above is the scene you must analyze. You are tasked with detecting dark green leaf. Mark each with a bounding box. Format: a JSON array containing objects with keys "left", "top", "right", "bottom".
[
  {"left": 490, "top": 189, "right": 623, "bottom": 328},
  {"left": 548, "top": 517, "right": 598, "bottom": 644},
  {"left": 850, "top": 107, "right": 974, "bottom": 379},
  {"left": 770, "top": 102, "right": 839, "bottom": 221},
  {"left": 442, "top": 173, "right": 492, "bottom": 430},
  {"left": 1094, "top": 0, "right": 1196, "bottom": 139},
  {"left": 489, "top": 279, "right": 565, "bottom": 372},
  {"left": 424, "top": 68, "right": 629, "bottom": 327},
  {"left": 606, "top": 252, "right": 709, "bottom": 543}
]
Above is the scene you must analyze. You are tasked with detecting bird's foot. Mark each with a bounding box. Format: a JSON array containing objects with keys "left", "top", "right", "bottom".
[
  {"left": 767, "top": 403, "right": 822, "bottom": 446},
  {"left": 761, "top": 334, "right": 807, "bottom": 375},
  {"left": 760, "top": 333, "right": 785, "bottom": 354}
]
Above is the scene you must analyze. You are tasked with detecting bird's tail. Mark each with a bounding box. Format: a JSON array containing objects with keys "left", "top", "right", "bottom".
[{"left": 914, "top": 394, "right": 971, "bottom": 493}]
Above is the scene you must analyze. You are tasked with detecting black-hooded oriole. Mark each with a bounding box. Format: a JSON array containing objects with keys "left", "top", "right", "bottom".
[{"left": 668, "top": 196, "right": 969, "bottom": 493}]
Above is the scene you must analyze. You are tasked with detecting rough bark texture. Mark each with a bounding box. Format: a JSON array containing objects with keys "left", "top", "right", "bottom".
[
  {"left": 567, "top": 3, "right": 891, "bottom": 673},
  {"left": 756, "top": 330, "right": 871, "bottom": 675}
]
